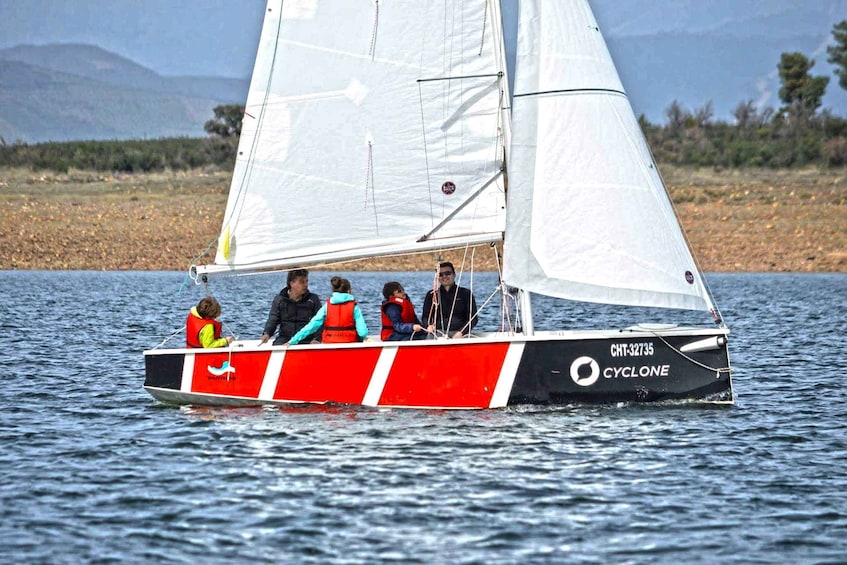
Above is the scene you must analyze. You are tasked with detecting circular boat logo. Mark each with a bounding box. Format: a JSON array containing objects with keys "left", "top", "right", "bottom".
[
  {"left": 685, "top": 270, "right": 695, "bottom": 284},
  {"left": 441, "top": 181, "right": 456, "bottom": 195},
  {"left": 569, "top": 356, "right": 600, "bottom": 387}
]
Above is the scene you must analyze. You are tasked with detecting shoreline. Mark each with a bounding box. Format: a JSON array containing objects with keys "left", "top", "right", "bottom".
[{"left": 1, "top": 166, "right": 845, "bottom": 272}]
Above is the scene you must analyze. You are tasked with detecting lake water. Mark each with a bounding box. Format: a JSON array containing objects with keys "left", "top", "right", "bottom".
[{"left": 1, "top": 271, "right": 846, "bottom": 563}]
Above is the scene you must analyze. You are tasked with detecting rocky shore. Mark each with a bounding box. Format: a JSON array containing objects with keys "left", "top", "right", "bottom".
[{"left": 1, "top": 166, "right": 845, "bottom": 272}]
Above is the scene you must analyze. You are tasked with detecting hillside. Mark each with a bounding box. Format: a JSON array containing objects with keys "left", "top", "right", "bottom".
[
  {"left": 0, "top": 44, "right": 248, "bottom": 143},
  {"left": 0, "top": 167, "right": 844, "bottom": 272}
]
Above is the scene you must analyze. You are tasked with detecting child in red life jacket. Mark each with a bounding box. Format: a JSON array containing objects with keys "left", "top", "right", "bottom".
[
  {"left": 380, "top": 281, "right": 434, "bottom": 341},
  {"left": 186, "top": 296, "right": 234, "bottom": 348},
  {"left": 287, "top": 276, "right": 368, "bottom": 345}
]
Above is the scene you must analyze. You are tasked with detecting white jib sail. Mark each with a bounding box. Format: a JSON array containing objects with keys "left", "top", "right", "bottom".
[
  {"left": 202, "top": 0, "right": 508, "bottom": 275},
  {"left": 502, "top": 0, "right": 714, "bottom": 312}
]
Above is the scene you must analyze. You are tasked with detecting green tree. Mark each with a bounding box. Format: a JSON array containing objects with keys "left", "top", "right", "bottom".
[
  {"left": 827, "top": 20, "right": 847, "bottom": 90},
  {"left": 777, "top": 52, "right": 829, "bottom": 124},
  {"left": 204, "top": 104, "right": 245, "bottom": 137}
]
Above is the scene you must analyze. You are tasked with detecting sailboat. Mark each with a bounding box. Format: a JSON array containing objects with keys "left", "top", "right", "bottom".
[{"left": 143, "top": 0, "right": 733, "bottom": 408}]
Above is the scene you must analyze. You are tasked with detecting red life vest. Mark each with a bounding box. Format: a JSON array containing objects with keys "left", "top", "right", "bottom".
[
  {"left": 380, "top": 296, "right": 418, "bottom": 340},
  {"left": 322, "top": 300, "right": 358, "bottom": 343},
  {"left": 186, "top": 312, "right": 222, "bottom": 348}
]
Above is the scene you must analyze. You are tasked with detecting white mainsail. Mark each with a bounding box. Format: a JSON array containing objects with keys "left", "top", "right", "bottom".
[
  {"left": 200, "top": 0, "right": 508, "bottom": 275},
  {"left": 502, "top": 0, "right": 714, "bottom": 313}
]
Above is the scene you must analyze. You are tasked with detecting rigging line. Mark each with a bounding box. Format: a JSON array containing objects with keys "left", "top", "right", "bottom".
[
  {"left": 457, "top": 279, "right": 502, "bottom": 337},
  {"left": 479, "top": 0, "right": 488, "bottom": 56},
  {"left": 426, "top": 264, "right": 441, "bottom": 334},
  {"left": 221, "top": 321, "right": 239, "bottom": 342},
  {"left": 417, "top": 84, "right": 436, "bottom": 224},
  {"left": 368, "top": 0, "right": 379, "bottom": 60},
  {"left": 444, "top": 246, "right": 472, "bottom": 336},
  {"left": 513, "top": 87, "right": 627, "bottom": 98},
  {"left": 364, "top": 141, "right": 379, "bottom": 235}
]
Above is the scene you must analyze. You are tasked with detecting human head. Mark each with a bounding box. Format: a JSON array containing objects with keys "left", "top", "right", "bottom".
[
  {"left": 331, "top": 276, "right": 351, "bottom": 293},
  {"left": 438, "top": 262, "right": 455, "bottom": 286},
  {"left": 382, "top": 281, "right": 404, "bottom": 299},
  {"left": 197, "top": 296, "right": 221, "bottom": 319},
  {"left": 287, "top": 268, "right": 309, "bottom": 287}
]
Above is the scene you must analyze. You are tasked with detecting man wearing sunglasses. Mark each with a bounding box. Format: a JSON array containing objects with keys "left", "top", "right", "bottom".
[{"left": 422, "top": 261, "right": 478, "bottom": 339}]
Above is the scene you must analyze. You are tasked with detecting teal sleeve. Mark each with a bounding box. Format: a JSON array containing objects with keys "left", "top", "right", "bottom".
[
  {"left": 288, "top": 305, "right": 327, "bottom": 345},
  {"left": 354, "top": 305, "right": 368, "bottom": 339}
]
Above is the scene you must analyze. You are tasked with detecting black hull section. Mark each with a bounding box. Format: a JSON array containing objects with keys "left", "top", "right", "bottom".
[{"left": 510, "top": 334, "right": 731, "bottom": 404}]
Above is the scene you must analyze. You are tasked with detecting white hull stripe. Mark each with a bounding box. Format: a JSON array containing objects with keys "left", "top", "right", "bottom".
[
  {"left": 362, "top": 346, "right": 398, "bottom": 406},
  {"left": 258, "top": 350, "right": 286, "bottom": 401},
  {"left": 489, "top": 343, "right": 524, "bottom": 408},
  {"left": 181, "top": 353, "right": 195, "bottom": 393}
]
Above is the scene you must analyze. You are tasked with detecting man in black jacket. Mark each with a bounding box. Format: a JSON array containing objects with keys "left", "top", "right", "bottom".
[
  {"left": 260, "top": 269, "right": 322, "bottom": 345},
  {"left": 421, "top": 262, "right": 478, "bottom": 338}
]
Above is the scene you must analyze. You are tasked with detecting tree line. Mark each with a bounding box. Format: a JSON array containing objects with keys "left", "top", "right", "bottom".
[{"left": 2, "top": 21, "right": 847, "bottom": 173}]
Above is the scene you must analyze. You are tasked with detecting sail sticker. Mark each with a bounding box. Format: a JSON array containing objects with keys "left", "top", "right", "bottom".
[
  {"left": 207, "top": 361, "right": 236, "bottom": 377},
  {"left": 685, "top": 271, "right": 695, "bottom": 284},
  {"left": 441, "top": 181, "right": 456, "bottom": 195}
]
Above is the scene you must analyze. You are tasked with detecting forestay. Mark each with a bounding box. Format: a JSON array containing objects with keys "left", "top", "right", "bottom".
[
  {"left": 502, "top": 0, "right": 714, "bottom": 313},
  {"left": 201, "top": 0, "right": 508, "bottom": 275}
]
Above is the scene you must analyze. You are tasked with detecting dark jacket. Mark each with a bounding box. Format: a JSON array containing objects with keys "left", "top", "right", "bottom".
[
  {"left": 263, "top": 287, "right": 322, "bottom": 345},
  {"left": 422, "top": 285, "right": 477, "bottom": 335}
]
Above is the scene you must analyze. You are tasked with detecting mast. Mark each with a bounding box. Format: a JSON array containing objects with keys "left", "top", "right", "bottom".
[{"left": 488, "top": 0, "right": 534, "bottom": 335}]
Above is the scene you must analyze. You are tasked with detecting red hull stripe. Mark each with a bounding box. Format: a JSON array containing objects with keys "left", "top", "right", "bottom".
[
  {"left": 181, "top": 341, "right": 519, "bottom": 408},
  {"left": 273, "top": 347, "right": 382, "bottom": 404},
  {"left": 378, "top": 342, "right": 511, "bottom": 408},
  {"left": 190, "top": 350, "right": 271, "bottom": 398}
]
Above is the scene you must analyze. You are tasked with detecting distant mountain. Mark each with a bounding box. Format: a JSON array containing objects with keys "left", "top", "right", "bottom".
[
  {"left": 594, "top": 0, "right": 847, "bottom": 121},
  {"left": 3, "top": 8, "right": 847, "bottom": 145},
  {"left": 0, "top": 43, "right": 248, "bottom": 143}
]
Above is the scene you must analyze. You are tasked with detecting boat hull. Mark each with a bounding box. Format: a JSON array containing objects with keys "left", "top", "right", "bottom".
[{"left": 143, "top": 327, "right": 732, "bottom": 408}]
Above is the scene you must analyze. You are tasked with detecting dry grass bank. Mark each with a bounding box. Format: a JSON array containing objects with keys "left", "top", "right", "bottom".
[{"left": 1, "top": 165, "right": 845, "bottom": 272}]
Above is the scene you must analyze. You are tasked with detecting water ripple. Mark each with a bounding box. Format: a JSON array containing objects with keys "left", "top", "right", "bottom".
[{"left": 2, "top": 272, "right": 847, "bottom": 563}]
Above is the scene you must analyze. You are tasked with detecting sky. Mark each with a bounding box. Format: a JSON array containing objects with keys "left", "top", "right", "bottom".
[
  {"left": 5, "top": 0, "right": 841, "bottom": 78},
  {"left": 1, "top": 0, "right": 846, "bottom": 121},
  {"left": 0, "top": 0, "right": 268, "bottom": 77}
]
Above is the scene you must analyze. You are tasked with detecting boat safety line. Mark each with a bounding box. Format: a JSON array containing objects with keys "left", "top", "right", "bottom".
[
  {"left": 649, "top": 331, "right": 732, "bottom": 375},
  {"left": 152, "top": 325, "right": 186, "bottom": 349}
]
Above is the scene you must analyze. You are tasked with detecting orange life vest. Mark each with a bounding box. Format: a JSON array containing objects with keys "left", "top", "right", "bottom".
[
  {"left": 186, "top": 313, "right": 221, "bottom": 348},
  {"left": 322, "top": 300, "right": 358, "bottom": 343},
  {"left": 380, "top": 296, "right": 418, "bottom": 340}
]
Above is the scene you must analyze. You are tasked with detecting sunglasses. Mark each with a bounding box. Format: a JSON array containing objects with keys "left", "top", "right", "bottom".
[{"left": 439, "top": 271, "right": 454, "bottom": 277}]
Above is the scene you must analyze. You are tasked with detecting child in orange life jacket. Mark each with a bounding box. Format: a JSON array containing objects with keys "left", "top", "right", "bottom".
[
  {"left": 287, "top": 276, "right": 368, "bottom": 345},
  {"left": 380, "top": 281, "right": 434, "bottom": 341},
  {"left": 186, "top": 296, "right": 234, "bottom": 348}
]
